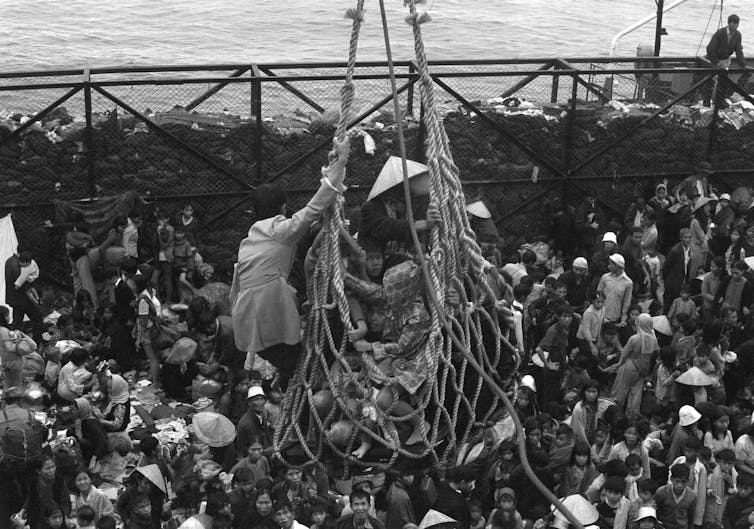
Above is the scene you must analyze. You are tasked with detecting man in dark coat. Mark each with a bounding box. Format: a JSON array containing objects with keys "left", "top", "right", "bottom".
[
  {"left": 706, "top": 14, "right": 745, "bottom": 68},
  {"left": 662, "top": 228, "right": 693, "bottom": 313}
]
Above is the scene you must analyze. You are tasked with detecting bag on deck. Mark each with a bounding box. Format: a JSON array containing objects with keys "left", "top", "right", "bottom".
[{"left": 0, "top": 409, "right": 47, "bottom": 464}]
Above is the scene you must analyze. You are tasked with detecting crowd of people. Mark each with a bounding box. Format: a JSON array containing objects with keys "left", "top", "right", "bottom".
[{"left": 0, "top": 138, "right": 754, "bottom": 529}]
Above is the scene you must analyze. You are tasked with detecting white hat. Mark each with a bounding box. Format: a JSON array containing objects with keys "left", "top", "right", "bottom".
[
  {"left": 247, "top": 386, "right": 266, "bottom": 399},
  {"left": 520, "top": 374, "right": 537, "bottom": 392},
  {"left": 634, "top": 506, "right": 658, "bottom": 523},
  {"left": 676, "top": 367, "right": 715, "bottom": 387},
  {"left": 466, "top": 200, "right": 492, "bottom": 219},
  {"left": 135, "top": 464, "right": 168, "bottom": 494},
  {"left": 572, "top": 257, "right": 588, "bottom": 269},
  {"left": 609, "top": 253, "right": 625, "bottom": 268},
  {"left": 720, "top": 193, "right": 732, "bottom": 201},
  {"left": 651, "top": 315, "right": 672, "bottom": 336},
  {"left": 678, "top": 404, "right": 702, "bottom": 426},
  {"left": 551, "top": 494, "right": 599, "bottom": 526},
  {"left": 724, "top": 351, "right": 738, "bottom": 363},
  {"left": 602, "top": 232, "right": 617, "bottom": 244},
  {"left": 367, "top": 156, "right": 428, "bottom": 201},
  {"left": 692, "top": 196, "right": 712, "bottom": 212},
  {"left": 745, "top": 256, "right": 754, "bottom": 271},
  {"left": 418, "top": 510, "right": 456, "bottom": 529}
]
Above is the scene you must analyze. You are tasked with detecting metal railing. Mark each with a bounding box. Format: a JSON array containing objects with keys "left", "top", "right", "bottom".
[{"left": 0, "top": 57, "right": 752, "bottom": 286}]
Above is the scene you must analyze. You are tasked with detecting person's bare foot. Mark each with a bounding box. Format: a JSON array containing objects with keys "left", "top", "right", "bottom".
[{"left": 351, "top": 443, "right": 370, "bottom": 459}]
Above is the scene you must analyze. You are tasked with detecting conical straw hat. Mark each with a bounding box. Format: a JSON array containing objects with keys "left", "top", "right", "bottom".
[
  {"left": 552, "top": 494, "right": 599, "bottom": 525},
  {"left": 136, "top": 464, "right": 168, "bottom": 494},
  {"left": 367, "top": 156, "right": 429, "bottom": 201},
  {"left": 178, "top": 515, "right": 213, "bottom": 529},
  {"left": 165, "top": 338, "right": 198, "bottom": 365},
  {"left": 651, "top": 315, "right": 672, "bottom": 336},
  {"left": 192, "top": 411, "right": 237, "bottom": 447},
  {"left": 466, "top": 201, "right": 492, "bottom": 219},
  {"left": 419, "top": 510, "right": 456, "bottom": 529},
  {"left": 675, "top": 366, "right": 714, "bottom": 387},
  {"left": 745, "top": 256, "right": 754, "bottom": 271}
]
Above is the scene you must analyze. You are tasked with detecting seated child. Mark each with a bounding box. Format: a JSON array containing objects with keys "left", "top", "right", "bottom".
[
  {"left": 628, "top": 479, "right": 657, "bottom": 529},
  {"left": 75, "top": 505, "right": 96, "bottom": 529}
]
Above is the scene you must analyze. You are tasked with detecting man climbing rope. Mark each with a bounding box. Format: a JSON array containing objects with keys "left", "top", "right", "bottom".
[{"left": 230, "top": 137, "right": 350, "bottom": 391}]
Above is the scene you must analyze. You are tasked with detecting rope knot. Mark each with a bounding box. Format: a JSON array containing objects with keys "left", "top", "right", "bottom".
[
  {"left": 344, "top": 8, "right": 364, "bottom": 22},
  {"left": 404, "top": 12, "right": 432, "bottom": 26}
]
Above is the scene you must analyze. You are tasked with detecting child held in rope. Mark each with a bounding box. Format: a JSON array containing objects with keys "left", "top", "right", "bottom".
[
  {"left": 313, "top": 347, "right": 378, "bottom": 459},
  {"left": 353, "top": 260, "right": 432, "bottom": 448}
]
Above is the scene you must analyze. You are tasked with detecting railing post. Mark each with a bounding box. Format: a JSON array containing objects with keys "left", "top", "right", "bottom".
[
  {"left": 707, "top": 70, "right": 722, "bottom": 161},
  {"left": 551, "top": 64, "right": 560, "bottom": 103},
  {"left": 251, "top": 65, "right": 263, "bottom": 182},
  {"left": 417, "top": 101, "right": 426, "bottom": 163},
  {"left": 83, "top": 69, "right": 95, "bottom": 198},
  {"left": 563, "top": 74, "right": 578, "bottom": 175},
  {"left": 407, "top": 62, "right": 415, "bottom": 117}
]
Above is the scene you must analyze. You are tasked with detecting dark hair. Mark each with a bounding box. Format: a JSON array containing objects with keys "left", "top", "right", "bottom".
[
  {"left": 76, "top": 505, "right": 96, "bottom": 524},
  {"left": 70, "top": 347, "right": 90, "bottom": 366},
  {"left": 521, "top": 250, "right": 537, "bottom": 266},
  {"left": 513, "top": 283, "right": 530, "bottom": 301},
  {"left": 112, "top": 216, "right": 128, "bottom": 230},
  {"left": 553, "top": 281, "right": 567, "bottom": 291},
  {"left": 602, "top": 321, "right": 618, "bottom": 336},
  {"left": 213, "top": 512, "right": 233, "bottom": 525},
  {"left": 139, "top": 435, "right": 159, "bottom": 455},
  {"left": 254, "top": 183, "right": 288, "bottom": 221},
  {"left": 682, "top": 318, "right": 698, "bottom": 335},
  {"left": 660, "top": 346, "right": 675, "bottom": 369},
  {"left": 349, "top": 488, "right": 371, "bottom": 505},
  {"left": 603, "top": 459, "right": 629, "bottom": 478},
  {"left": 680, "top": 283, "right": 692, "bottom": 294},
  {"left": 629, "top": 226, "right": 643, "bottom": 235},
  {"left": 593, "top": 290, "right": 606, "bottom": 302},
  {"left": 670, "top": 464, "right": 690, "bottom": 480},
  {"left": 555, "top": 304, "right": 574, "bottom": 317},
  {"left": 556, "top": 424, "right": 573, "bottom": 437},
  {"left": 570, "top": 441, "right": 591, "bottom": 463},
  {"left": 733, "top": 260, "right": 748, "bottom": 272},
  {"left": 96, "top": 516, "right": 116, "bottom": 529},
  {"left": 624, "top": 453, "right": 642, "bottom": 469},
  {"left": 637, "top": 478, "right": 658, "bottom": 494},
  {"left": 273, "top": 498, "right": 293, "bottom": 514},
  {"left": 0, "top": 306, "right": 9, "bottom": 327},
  {"left": 604, "top": 476, "right": 626, "bottom": 494},
  {"left": 717, "top": 449, "right": 736, "bottom": 462},
  {"left": 543, "top": 277, "right": 556, "bottom": 288},
  {"left": 524, "top": 417, "right": 541, "bottom": 432},
  {"left": 627, "top": 303, "right": 642, "bottom": 315},
  {"left": 729, "top": 14, "right": 740, "bottom": 24}
]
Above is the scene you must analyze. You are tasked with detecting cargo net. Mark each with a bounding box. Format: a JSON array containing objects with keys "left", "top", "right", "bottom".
[{"left": 272, "top": 0, "right": 515, "bottom": 475}]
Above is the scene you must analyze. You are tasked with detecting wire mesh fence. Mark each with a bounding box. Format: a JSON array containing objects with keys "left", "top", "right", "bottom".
[{"left": 0, "top": 59, "right": 752, "bottom": 287}]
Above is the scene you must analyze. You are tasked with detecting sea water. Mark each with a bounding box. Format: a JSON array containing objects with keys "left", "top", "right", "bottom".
[{"left": 0, "top": 0, "right": 747, "bottom": 70}]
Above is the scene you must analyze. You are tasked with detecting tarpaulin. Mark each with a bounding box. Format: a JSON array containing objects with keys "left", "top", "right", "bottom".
[
  {"left": 54, "top": 190, "right": 145, "bottom": 241},
  {"left": 0, "top": 214, "right": 19, "bottom": 308}
]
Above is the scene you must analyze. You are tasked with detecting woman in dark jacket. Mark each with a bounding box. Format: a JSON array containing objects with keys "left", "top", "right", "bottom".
[{"left": 24, "top": 452, "right": 71, "bottom": 529}]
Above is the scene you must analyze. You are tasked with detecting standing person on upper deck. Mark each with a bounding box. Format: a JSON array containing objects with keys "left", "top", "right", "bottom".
[
  {"left": 231, "top": 138, "right": 349, "bottom": 391},
  {"left": 706, "top": 14, "right": 746, "bottom": 69}
]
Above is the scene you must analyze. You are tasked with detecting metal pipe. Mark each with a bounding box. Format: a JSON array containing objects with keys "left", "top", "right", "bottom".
[{"left": 609, "top": 0, "right": 693, "bottom": 56}]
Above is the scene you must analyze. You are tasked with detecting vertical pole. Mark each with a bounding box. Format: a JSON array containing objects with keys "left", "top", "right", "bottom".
[
  {"left": 251, "top": 67, "right": 263, "bottom": 182},
  {"left": 83, "top": 69, "right": 95, "bottom": 198},
  {"left": 707, "top": 71, "right": 722, "bottom": 160},
  {"left": 551, "top": 65, "right": 560, "bottom": 103},
  {"left": 563, "top": 75, "right": 578, "bottom": 175},
  {"left": 654, "top": 0, "right": 665, "bottom": 56},
  {"left": 417, "top": 101, "right": 426, "bottom": 163},
  {"left": 407, "top": 62, "right": 415, "bottom": 117}
]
